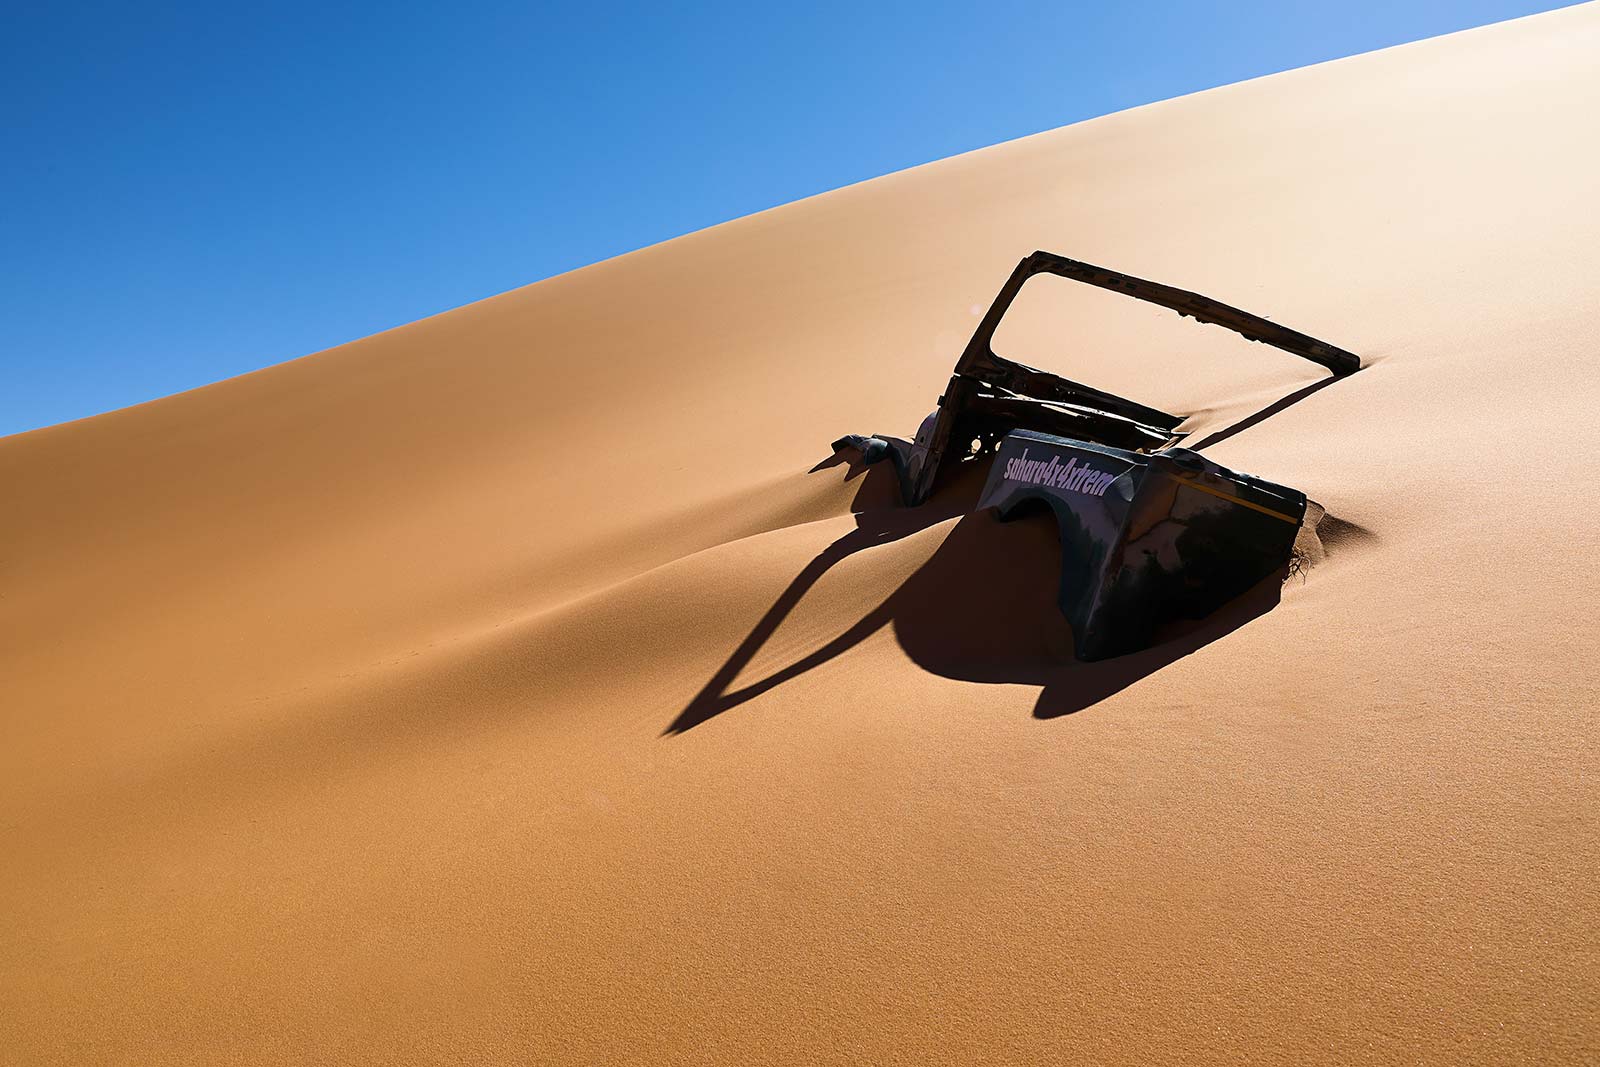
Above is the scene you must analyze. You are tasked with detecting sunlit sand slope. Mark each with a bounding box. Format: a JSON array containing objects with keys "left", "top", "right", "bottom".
[{"left": 4, "top": 5, "right": 1598, "bottom": 1063}]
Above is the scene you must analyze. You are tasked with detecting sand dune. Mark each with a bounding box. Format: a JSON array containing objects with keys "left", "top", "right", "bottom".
[{"left": 5, "top": 5, "right": 1599, "bottom": 1062}]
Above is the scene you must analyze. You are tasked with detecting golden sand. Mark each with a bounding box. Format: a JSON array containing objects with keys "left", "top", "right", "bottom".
[{"left": 4, "top": 6, "right": 1597, "bottom": 1062}]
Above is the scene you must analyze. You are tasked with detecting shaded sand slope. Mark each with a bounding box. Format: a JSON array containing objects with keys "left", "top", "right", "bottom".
[{"left": 4, "top": 5, "right": 1599, "bottom": 1063}]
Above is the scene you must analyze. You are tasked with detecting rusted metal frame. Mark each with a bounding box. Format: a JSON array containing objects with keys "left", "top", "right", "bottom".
[
  {"left": 960, "top": 250, "right": 1362, "bottom": 381},
  {"left": 899, "top": 250, "right": 1362, "bottom": 506}
]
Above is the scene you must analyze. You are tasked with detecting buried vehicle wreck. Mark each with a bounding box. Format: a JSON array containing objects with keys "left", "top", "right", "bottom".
[{"left": 835, "top": 251, "right": 1361, "bottom": 661}]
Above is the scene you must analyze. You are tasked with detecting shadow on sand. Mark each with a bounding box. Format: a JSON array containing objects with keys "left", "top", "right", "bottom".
[{"left": 666, "top": 453, "right": 1285, "bottom": 734}]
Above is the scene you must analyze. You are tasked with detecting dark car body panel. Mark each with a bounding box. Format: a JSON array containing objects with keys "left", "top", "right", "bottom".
[{"left": 977, "top": 432, "right": 1304, "bottom": 659}]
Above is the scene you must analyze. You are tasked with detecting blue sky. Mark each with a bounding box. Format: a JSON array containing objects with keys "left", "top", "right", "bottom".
[{"left": 1, "top": 0, "right": 1572, "bottom": 436}]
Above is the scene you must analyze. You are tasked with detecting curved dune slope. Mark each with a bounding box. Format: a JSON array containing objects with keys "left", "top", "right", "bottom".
[{"left": 4, "top": 6, "right": 1598, "bottom": 1063}]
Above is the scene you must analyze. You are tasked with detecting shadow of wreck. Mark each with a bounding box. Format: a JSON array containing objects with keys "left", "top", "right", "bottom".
[{"left": 666, "top": 454, "right": 1284, "bottom": 734}]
